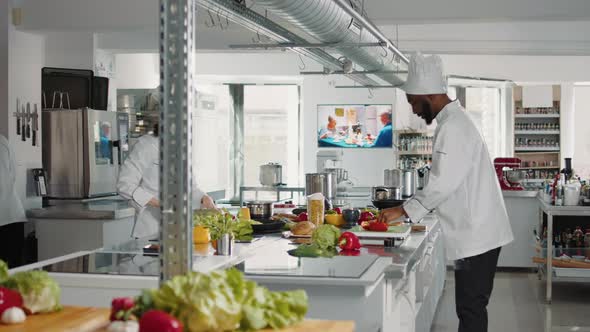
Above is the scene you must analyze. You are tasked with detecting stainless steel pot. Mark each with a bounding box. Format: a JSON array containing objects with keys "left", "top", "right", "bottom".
[
  {"left": 384, "top": 169, "right": 402, "bottom": 187},
  {"left": 323, "top": 167, "right": 349, "bottom": 184},
  {"left": 259, "top": 163, "right": 282, "bottom": 187},
  {"left": 402, "top": 169, "right": 417, "bottom": 197},
  {"left": 246, "top": 201, "right": 273, "bottom": 219},
  {"left": 305, "top": 173, "right": 336, "bottom": 200},
  {"left": 372, "top": 186, "right": 402, "bottom": 201}
]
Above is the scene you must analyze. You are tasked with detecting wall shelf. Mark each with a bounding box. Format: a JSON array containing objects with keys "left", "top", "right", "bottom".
[
  {"left": 515, "top": 114, "right": 560, "bottom": 118},
  {"left": 398, "top": 151, "right": 433, "bottom": 156},
  {"left": 514, "top": 131, "right": 560, "bottom": 135},
  {"left": 515, "top": 147, "right": 561, "bottom": 152}
]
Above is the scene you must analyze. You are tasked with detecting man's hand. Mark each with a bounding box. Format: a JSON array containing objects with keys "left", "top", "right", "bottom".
[
  {"left": 201, "top": 195, "right": 216, "bottom": 209},
  {"left": 378, "top": 206, "right": 406, "bottom": 224},
  {"left": 148, "top": 197, "right": 160, "bottom": 208}
]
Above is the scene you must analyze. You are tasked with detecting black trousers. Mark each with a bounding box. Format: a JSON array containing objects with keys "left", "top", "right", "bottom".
[
  {"left": 454, "top": 247, "right": 501, "bottom": 332},
  {"left": 0, "top": 222, "right": 25, "bottom": 268}
]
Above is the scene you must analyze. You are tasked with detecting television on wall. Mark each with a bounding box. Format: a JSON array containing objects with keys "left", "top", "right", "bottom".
[{"left": 317, "top": 104, "right": 393, "bottom": 148}]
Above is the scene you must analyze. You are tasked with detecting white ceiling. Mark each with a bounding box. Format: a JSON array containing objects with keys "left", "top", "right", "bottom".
[
  {"left": 362, "top": 0, "right": 590, "bottom": 24},
  {"left": 16, "top": 0, "right": 590, "bottom": 56}
]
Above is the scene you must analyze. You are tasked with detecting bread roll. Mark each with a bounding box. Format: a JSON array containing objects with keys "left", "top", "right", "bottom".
[{"left": 292, "top": 221, "right": 316, "bottom": 236}]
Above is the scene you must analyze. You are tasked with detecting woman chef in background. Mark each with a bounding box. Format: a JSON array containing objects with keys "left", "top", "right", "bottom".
[
  {"left": 118, "top": 124, "right": 216, "bottom": 238},
  {"left": 0, "top": 134, "right": 27, "bottom": 268}
]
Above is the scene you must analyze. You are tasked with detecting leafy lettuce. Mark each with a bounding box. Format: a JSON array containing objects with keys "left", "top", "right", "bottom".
[
  {"left": 2, "top": 270, "right": 61, "bottom": 314},
  {"left": 311, "top": 224, "right": 341, "bottom": 251},
  {"left": 137, "top": 269, "right": 307, "bottom": 332}
]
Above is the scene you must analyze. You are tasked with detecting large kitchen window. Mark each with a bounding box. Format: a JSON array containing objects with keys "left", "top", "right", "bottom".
[
  {"left": 465, "top": 87, "right": 503, "bottom": 159},
  {"left": 192, "top": 83, "right": 301, "bottom": 203},
  {"left": 243, "top": 85, "right": 300, "bottom": 187}
]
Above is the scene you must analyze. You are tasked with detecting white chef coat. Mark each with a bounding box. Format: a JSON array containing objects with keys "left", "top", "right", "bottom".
[
  {"left": 117, "top": 135, "right": 206, "bottom": 238},
  {"left": 0, "top": 135, "right": 26, "bottom": 227},
  {"left": 403, "top": 100, "right": 514, "bottom": 260}
]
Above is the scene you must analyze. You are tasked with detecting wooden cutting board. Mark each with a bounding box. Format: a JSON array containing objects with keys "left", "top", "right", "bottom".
[{"left": 0, "top": 306, "right": 354, "bottom": 332}]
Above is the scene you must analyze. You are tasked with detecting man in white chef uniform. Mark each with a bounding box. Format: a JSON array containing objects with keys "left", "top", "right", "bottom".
[{"left": 379, "top": 53, "right": 514, "bottom": 332}]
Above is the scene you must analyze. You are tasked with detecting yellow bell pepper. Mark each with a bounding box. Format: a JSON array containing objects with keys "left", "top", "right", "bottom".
[
  {"left": 193, "top": 225, "right": 211, "bottom": 244},
  {"left": 325, "top": 214, "right": 345, "bottom": 227}
]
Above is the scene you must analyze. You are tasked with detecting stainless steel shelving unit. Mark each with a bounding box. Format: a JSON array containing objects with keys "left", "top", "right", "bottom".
[{"left": 536, "top": 197, "right": 590, "bottom": 303}]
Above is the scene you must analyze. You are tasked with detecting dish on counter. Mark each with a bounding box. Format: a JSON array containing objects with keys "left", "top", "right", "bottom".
[{"left": 282, "top": 231, "right": 312, "bottom": 239}]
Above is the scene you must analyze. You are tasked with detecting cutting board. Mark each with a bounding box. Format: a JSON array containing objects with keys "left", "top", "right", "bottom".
[
  {"left": 349, "top": 225, "right": 411, "bottom": 239},
  {"left": 0, "top": 306, "right": 354, "bottom": 332}
]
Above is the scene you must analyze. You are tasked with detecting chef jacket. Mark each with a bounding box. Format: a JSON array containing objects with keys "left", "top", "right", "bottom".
[
  {"left": 0, "top": 135, "right": 26, "bottom": 227},
  {"left": 117, "top": 135, "right": 206, "bottom": 238},
  {"left": 403, "top": 100, "right": 514, "bottom": 260}
]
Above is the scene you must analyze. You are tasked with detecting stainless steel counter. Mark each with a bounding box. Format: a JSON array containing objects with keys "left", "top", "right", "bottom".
[
  {"left": 27, "top": 199, "right": 135, "bottom": 220},
  {"left": 502, "top": 190, "right": 539, "bottom": 198}
]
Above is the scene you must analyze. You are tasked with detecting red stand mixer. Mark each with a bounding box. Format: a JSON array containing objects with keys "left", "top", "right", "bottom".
[{"left": 494, "top": 157, "right": 525, "bottom": 191}]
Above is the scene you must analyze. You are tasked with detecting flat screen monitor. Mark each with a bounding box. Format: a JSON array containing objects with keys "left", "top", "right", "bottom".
[{"left": 317, "top": 104, "right": 393, "bottom": 148}]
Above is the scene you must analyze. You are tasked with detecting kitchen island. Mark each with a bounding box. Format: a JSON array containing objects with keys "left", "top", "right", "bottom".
[
  {"left": 27, "top": 198, "right": 136, "bottom": 261},
  {"left": 11, "top": 215, "right": 444, "bottom": 332}
]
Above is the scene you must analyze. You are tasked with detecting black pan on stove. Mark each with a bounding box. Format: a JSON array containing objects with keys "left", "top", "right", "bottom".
[
  {"left": 372, "top": 199, "right": 406, "bottom": 210},
  {"left": 251, "top": 219, "right": 285, "bottom": 234}
]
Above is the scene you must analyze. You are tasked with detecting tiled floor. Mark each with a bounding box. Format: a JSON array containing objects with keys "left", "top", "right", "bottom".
[{"left": 431, "top": 271, "right": 590, "bottom": 332}]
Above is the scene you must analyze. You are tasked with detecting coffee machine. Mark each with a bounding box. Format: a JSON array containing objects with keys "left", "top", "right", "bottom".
[{"left": 493, "top": 157, "right": 525, "bottom": 191}]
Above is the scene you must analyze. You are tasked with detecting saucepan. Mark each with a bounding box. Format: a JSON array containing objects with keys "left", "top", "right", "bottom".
[
  {"left": 372, "top": 186, "right": 402, "bottom": 201},
  {"left": 246, "top": 201, "right": 273, "bottom": 220}
]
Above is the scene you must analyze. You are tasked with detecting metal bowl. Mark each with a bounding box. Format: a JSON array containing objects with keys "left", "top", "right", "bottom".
[
  {"left": 371, "top": 186, "right": 402, "bottom": 201},
  {"left": 246, "top": 201, "right": 273, "bottom": 220},
  {"left": 506, "top": 170, "right": 527, "bottom": 184}
]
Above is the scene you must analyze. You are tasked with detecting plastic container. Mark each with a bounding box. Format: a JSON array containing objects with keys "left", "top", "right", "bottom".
[
  {"left": 564, "top": 183, "right": 581, "bottom": 206},
  {"left": 307, "top": 193, "right": 325, "bottom": 226}
]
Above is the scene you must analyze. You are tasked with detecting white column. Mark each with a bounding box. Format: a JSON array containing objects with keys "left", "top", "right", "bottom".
[{"left": 560, "top": 83, "right": 575, "bottom": 162}]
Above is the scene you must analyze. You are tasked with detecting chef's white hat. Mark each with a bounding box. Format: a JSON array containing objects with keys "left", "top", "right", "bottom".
[{"left": 401, "top": 53, "right": 447, "bottom": 95}]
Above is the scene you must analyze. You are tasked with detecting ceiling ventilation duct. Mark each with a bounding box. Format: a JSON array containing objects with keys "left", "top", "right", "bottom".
[
  {"left": 253, "top": 0, "right": 406, "bottom": 86},
  {"left": 198, "top": 0, "right": 382, "bottom": 87}
]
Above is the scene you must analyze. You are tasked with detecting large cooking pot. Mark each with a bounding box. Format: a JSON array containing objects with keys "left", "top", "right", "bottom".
[
  {"left": 384, "top": 169, "right": 402, "bottom": 187},
  {"left": 372, "top": 186, "right": 402, "bottom": 201},
  {"left": 259, "top": 163, "right": 282, "bottom": 187},
  {"left": 402, "top": 169, "right": 417, "bottom": 198},
  {"left": 246, "top": 201, "right": 273, "bottom": 220},
  {"left": 305, "top": 173, "right": 336, "bottom": 200}
]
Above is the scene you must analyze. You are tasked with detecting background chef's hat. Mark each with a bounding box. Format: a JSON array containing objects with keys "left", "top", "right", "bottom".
[{"left": 401, "top": 53, "right": 448, "bottom": 95}]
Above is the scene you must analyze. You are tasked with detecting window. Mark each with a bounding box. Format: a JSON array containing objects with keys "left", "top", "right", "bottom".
[
  {"left": 243, "top": 85, "right": 300, "bottom": 191},
  {"left": 465, "top": 87, "right": 502, "bottom": 159},
  {"left": 193, "top": 84, "right": 231, "bottom": 197}
]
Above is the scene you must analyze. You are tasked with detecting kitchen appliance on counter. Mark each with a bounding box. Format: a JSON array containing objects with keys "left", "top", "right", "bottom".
[
  {"left": 417, "top": 165, "right": 431, "bottom": 190},
  {"left": 305, "top": 173, "right": 337, "bottom": 210},
  {"left": 402, "top": 169, "right": 417, "bottom": 198},
  {"left": 42, "top": 108, "right": 126, "bottom": 198},
  {"left": 259, "top": 163, "right": 283, "bottom": 187},
  {"left": 316, "top": 150, "right": 343, "bottom": 173},
  {"left": 384, "top": 169, "right": 402, "bottom": 187},
  {"left": 494, "top": 158, "right": 525, "bottom": 191}
]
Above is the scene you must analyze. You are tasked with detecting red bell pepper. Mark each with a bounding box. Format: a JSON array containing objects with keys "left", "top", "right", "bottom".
[
  {"left": 338, "top": 232, "right": 361, "bottom": 251},
  {"left": 334, "top": 207, "right": 342, "bottom": 215},
  {"left": 368, "top": 221, "right": 388, "bottom": 232},
  {"left": 0, "top": 287, "right": 23, "bottom": 315},
  {"left": 358, "top": 211, "right": 374, "bottom": 223},
  {"left": 297, "top": 212, "right": 308, "bottom": 222},
  {"left": 361, "top": 221, "right": 371, "bottom": 230},
  {"left": 139, "top": 310, "right": 183, "bottom": 332},
  {"left": 110, "top": 297, "right": 135, "bottom": 321}
]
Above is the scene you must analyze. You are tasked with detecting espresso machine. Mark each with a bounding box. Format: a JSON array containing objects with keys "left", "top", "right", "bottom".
[{"left": 494, "top": 157, "right": 525, "bottom": 191}]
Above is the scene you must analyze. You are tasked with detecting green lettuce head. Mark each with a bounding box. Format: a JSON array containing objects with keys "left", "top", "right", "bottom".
[
  {"left": 3, "top": 270, "right": 61, "bottom": 314},
  {"left": 312, "top": 224, "right": 341, "bottom": 250}
]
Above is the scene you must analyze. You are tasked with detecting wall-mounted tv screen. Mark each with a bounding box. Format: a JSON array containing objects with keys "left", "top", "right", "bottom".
[{"left": 317, "top": 104, "right": 393, "bottom": 148}]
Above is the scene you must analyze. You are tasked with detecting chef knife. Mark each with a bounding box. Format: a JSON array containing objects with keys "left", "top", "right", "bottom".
[
  {"left": 15, "top": 98, "right": 21, "bottom": 135},
  {"left": 31, "top": 104, "right": 39, "bottom": 146},
  {"left": 26, "top": 102, "right": 31, "bottom": 138},
  {"left": 21, "top": 105, "right": 26, "bottom": 141}
]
